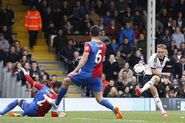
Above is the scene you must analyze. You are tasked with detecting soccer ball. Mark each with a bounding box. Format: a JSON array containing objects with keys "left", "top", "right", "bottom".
[{"left": 133, "top": 64, "right": 145, "bottom": 75}]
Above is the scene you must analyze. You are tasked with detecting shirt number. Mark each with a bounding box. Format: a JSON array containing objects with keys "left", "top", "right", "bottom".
[
  {"left": 95, "top": 50, "right": 102, "bottom": 64},
  {"left": 37, "top": 95, "right": 47, "bottom": 106}
]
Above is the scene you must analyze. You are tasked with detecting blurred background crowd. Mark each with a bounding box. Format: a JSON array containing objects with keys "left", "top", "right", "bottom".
[{"left": 0, "top": 0, "right": 185, "bottom": 98}]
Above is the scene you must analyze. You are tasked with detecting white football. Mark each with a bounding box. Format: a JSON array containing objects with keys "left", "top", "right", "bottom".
[{"left": 134, "top": 64, "right": 145, "bottom": 74}]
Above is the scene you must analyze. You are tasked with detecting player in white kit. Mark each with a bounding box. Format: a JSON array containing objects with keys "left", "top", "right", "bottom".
[{"left": 135, "top": 44, "right": 169, "bottom": 118}]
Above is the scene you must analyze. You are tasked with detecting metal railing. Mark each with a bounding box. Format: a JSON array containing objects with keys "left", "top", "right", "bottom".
[{"left": 0, "top": 61, "right": 31, "bottom": 98}]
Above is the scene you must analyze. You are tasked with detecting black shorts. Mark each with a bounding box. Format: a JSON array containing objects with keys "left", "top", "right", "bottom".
[
  {"left": 140, "top": 75, "right": 153, "bottom": 87},
  {"left": 139, "top": 75, "right": 153, "bottom": 97}
]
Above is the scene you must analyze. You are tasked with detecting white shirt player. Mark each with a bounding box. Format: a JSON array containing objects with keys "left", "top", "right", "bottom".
[{"left": 145, "top": 53, "right": 169, "bottom": 75}]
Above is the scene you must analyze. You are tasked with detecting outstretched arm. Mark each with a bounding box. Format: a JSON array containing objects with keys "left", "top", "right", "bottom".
[
  {"left": 21, "top": 68, "right": 44, "bottom": 90},
  {"left": 67, "top": 43, "right": 90, "bottom": 77}
]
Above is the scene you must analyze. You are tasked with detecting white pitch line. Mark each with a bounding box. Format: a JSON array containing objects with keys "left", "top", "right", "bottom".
[{"left": 71, "top": 117, "right": 147, "bottom": 123}]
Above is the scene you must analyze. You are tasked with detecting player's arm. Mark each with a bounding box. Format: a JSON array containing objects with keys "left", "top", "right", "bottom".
[
  {"left": 21, "top": 67, "right": 44, "bottom": 90},
  {"left": 73, "top": 52, "right": 89, "bottom": 73},
  {"left": 149, "top": 57, "right": 170, "bottom": 77},
  {"left": 68, "top": 43, "right": 90, "bottom": 77}
]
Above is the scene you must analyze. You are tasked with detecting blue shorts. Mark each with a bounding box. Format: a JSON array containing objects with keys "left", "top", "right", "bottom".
[
  {"left": 71, "top": 74, "right": 102, "bottom": 92},
  {"left": 20, "top": 100, "right": 37, "bottom": 116}
]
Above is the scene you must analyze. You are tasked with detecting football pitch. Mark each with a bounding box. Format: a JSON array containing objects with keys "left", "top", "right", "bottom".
[{"left": 0, "top": 111, "right": 184, "bottom": 123}]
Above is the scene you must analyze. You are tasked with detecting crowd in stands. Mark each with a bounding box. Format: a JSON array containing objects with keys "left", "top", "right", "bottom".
[
  {"left": 0, "top": 2, "right": 61, "bottom": 97},
  {"left": 33, "top": 0, "right": 185, "bottom": 98},
  {"left": 1, "top": 0, "right": 185, "bottom": 98}
]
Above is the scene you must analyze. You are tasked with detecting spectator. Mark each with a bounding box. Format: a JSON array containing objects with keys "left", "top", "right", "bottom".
[
  {"left": 0, "top": 6, "right": 5, "bottom": 26},
  {"left": 115, "top": 51, "right": 125, "bottom": 69},
  {"left": 99, "top": 30, "right": 111, "bottom": 42},
  {"left": 167, "top": 41, "right": 177, "bottom": 57},
  {"left": 6, "top": 62, "right": 13, "bottom": 73},
  {"left": 14, "top": 62, "right": 25, "bottom": 84},
  {"left": 51, "top": 74, "right": 58, "bottom": 83},
  {"left": 126, "top": 76, "right": 137, "bottom": 97},
  {"left": 180, "top": 42, "right": 185, "bottom": 55},
  {"left": 158, "top": 8, "right": 169, "bottom": 25},
  {"left": 34, "top": 74, "right": 41, "bottom": 83},
  {"left": 155, "top": 18, "right": 164, "bottom": 33},
  {"left": 103, "top": 39, "right": 114, "bottom": 59},
  {"left": 89, "top": 9, "right": 100, "bottom": 25},
  {"left": 61, "top": 1, "right": 73, "bottom": 17},
  {"left": 0, "top": 33, "right": 9, "bottom": 62},
  {"left": 103, "top": 11, "right": 111, "bottom": 27},
  {"left": 136, "top": 33, "right": 147, "bottom": 57},
  {"left": 3, "top": 4, "right": 15, "bottom": 33},
  {"left": 171, "top": 27, "right": 184, "bottom": 49},
  {"left": 115, "top": 76, "right": 125, "bottom": 95},
  {"left": 68, "top": 51, "right": 79, "bottom": 73},
  {"left": 30, "top": 61, "right": 41, "bottom": 79},
  {"left": 0, "top": 33, "right": 9, "bottom": 52},
  {"left": 40, "top": 64, "right": 49, "bottom": 80},
  {"left": 119, "top": 37, "right": 133, "bottom": 59},
  {"left": 175, "top": 0, "right": 185, "bottom": 16},
  {"left": 119, "top": 62, "right": 134, "bottom": 82},
  {"left": 120, "top": 86, "right": 131, "bottom": 97},
  {"left": 41, "top": 6, "right": 52, "bottom": 31},
  {"left": 173, "top": 56, "right": 185, "bottom": 79},
  {"left": 51, "top": 8, "right": 62, "bottom": 29},
  {"left": 63, "top": 21, "right": 74, "bottom": 34},
  {"left": 106, "top": 20, "right": 119, "bottom": 37},
  {"left": 103, "top": 54, "right": 119, "bottom": 81},
  {"left": 60, "top": 40, "right": 76, "bottom": 69},
  {"left": 73, "top": 1, "right": 86, "bottom": 22},
  {"left": 118, "top": 70, "right": 130, "bottom": 86},
  {"left": 83, "top": 13, "right": 93, "bottom": 27},
  {"left": 171, "top": 49, "right": 182, "bottom": 64},
  {"left": 133, "top": 10, "right": 143, "bottom": 26},
  {"left": 111, "top": 38, "right": 119, "bottom": 54},
  {"left": 1, "top": 25, "right": 13, "bottom": 44},
  {"left": 180, "top": 85, "right": 185, "bottom": 98},
  {"left": 176, "top": 12, "right": 185, "bottom": 28},
  {"left": 6, "top": 46, "right": 20, "bottom": 63},
  {"left": 104, "top": 80, "right": 119, "bottom": 97},
  {"left": 134, "top": 25, "right": 142, "bottom": 42},
  {"left": 119, "top": 21, "right": 135, "bottom": 46},
  {"left": 98, "top": 17, "right": 105, "bottom": 31},
  {"left": 14, "top": 41, "right": 21, "bottom": 53},
  {"left": 94, "top": 0, "right": 106, "bottom": 16},
  {"left": 129, "top": 50, "right": 143, "bottom": 67},
  {"left": 41, "top": 74, "right": 49, "bottom": 82},
  {"left": 45, "top": 22, "right": 57, "bottom": 44},
  {"left": 159, "top": 29, "right": 171, "bottom": 47},
  {"left": 23, "top": 62, "right": 31, "bottom": 74},
  {"left": 24, "top": 5, "right": 42, "bottom": 49},
  {"left": 53, "top": 29, "right": 67, "bottom": 59},
  {"left": 83, "top": 22, "right": 92, "bottom": 35},
  {"left": 61, "top": 15, "right": 69, "bottom": 26}
]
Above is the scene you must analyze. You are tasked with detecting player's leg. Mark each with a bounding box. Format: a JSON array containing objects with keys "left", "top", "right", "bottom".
[
  {"left": 8, "top": 99, "right": 29, "bottom": 117},
  {"left": 150, "top": 86, "right": 168, "bottom": 118},
  {"left": 93, "top": 91, "right": 123, "bottom": 119},
  {"left": 91, "top": 78, "right": 123, "bottom": 119},
  {"left": 19, "top": 99, "right": 30, "bottom": 116},
  {"left": 55, "top": 77, "right": 73, "bottom": 106},
  {"left": 0, "top": 99, "right": 23, "bottom": 116},
  {"left": 136, "top": 75, "right": 160, "bottom": 96}
]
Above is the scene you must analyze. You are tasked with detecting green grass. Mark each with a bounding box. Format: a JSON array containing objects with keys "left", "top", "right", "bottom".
[{"left": 0, "top": 111, "right": 185, "bottom": 123}]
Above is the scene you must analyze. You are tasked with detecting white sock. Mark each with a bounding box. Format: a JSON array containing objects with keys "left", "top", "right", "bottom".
[
  {"left": 141, "top": 83, "right": 151, "bottom": 93},
  {"left": 154, "top": 97, "right": 165, "bottom": 113},
  {"left": 141, "top": 78, "right": 155, "bottom": 93}
]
